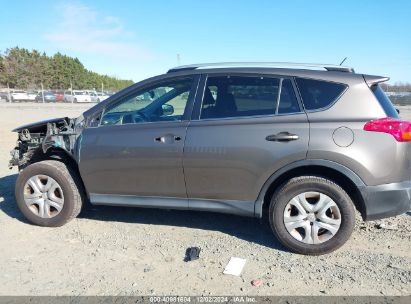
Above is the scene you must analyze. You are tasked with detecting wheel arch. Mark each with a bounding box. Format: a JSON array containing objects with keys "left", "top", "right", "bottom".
[
  {"left": 25, "top": 147, "right": 75, "bottom": 166},
  {"left": 22, "top": 147, "right": 87, "bottom": 197},
  {"left": 255, "top": 159, "right": 367, "bottom": 220}
]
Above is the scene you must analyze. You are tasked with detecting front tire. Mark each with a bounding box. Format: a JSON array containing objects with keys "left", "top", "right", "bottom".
[
  {"left": 269, "top": 176, "right": 355, "bottom": 255},
  {"left": 15, "top": 160, "right": 84, "bottom": 227}
]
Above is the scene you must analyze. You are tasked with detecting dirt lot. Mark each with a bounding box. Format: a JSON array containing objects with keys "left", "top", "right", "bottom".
[{"left": 0, "top": 102, "right": 410, "bottom": 296}]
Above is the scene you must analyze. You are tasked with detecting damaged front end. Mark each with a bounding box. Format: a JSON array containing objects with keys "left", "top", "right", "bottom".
[{"left": 9, "top": 117, "right": 83, "bottom": 170}]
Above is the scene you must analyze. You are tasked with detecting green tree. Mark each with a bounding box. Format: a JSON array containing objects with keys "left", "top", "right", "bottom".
[{"left": 0, "top": 46, "right": 134, "bottom": 91}]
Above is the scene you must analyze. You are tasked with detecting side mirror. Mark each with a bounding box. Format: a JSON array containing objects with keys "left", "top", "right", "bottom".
[{"left": 162, "top": 104, "right": 174, "bottom": 116}]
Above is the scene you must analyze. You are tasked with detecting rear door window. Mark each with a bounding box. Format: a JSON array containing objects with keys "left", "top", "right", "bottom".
[
  {"left": 200, "top": 76, "right": 301, "bottom": 119},
  {"left": 295, "top": 78, "right": 347, "bottom": 110}
]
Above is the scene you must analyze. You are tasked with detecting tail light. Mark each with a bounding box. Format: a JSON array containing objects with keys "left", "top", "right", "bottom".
[{"left": 364, "top": 117, "right": 411, "bottom": 142}]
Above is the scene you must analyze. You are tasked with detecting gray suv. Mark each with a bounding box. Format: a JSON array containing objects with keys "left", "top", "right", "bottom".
[{"left": 9, "top": 63, "right": 411, "bottom": 255}]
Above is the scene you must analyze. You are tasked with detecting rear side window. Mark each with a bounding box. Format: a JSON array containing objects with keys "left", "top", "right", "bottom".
[
  {"left": 295, "top": 78, "right": 347, "bottom": 110},
  {"left": 200, "top": 76, "right": 300, "bottom": 119},
  {"left": 371, "top": 85, "right": 399, "bottom": 118}
]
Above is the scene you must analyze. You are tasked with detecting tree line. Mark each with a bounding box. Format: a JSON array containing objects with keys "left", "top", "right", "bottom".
[
  {"left": 0, "top": 47, "right": 134, "bottom": 91},
  {"left": 383, "top": 83, "right": 411, "bottom": 92}
]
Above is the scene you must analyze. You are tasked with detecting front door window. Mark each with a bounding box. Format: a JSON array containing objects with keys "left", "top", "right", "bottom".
[{"left": 101, "top": 77, "right": 193, "bottom": 126}]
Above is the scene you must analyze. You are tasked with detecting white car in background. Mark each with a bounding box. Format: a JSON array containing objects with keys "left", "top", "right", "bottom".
[
  {"left": 64, "top": 90, "right": 92, "bottom": 103},
  {"left": 90, "top": 92, "right": 110, "bottom": 102},
  {"left": 64, "top": 90, "right": 74, "bottom": 102},
  {"left": 11, "top": 90, "right": 29, "bottom": 102},
  {"left": 26, "top": 91, "right": 37, "bottom": 101}
]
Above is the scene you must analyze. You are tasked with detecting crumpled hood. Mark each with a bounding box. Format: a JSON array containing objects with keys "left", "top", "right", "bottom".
[{"left": 12, "top": 117, "right": 68, "bottom": 132}]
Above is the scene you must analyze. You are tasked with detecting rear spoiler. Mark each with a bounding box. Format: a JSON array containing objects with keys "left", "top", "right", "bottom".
[{"left": 363, "top": 74, "right": 390, "bottom": 87}]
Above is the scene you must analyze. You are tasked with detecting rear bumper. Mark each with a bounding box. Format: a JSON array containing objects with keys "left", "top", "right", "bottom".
[{"left": 360, "top": 181, "right": 411, "bottom": 221}]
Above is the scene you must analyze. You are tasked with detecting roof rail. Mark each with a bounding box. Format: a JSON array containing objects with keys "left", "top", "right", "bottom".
[{"left": 167, "top": 62, "right": 355, "bottom": 73}]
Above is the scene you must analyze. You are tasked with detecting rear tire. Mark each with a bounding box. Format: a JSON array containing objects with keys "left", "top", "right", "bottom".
[
  {"left": 15, "top": 160, "right": 84, "bottom": 227},
  {"left": 269, "top": 176, "right": 355, "bottom": 255}
]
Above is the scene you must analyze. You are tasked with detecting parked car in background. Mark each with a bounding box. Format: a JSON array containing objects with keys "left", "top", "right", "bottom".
[
  {"left": 84, "top": 90, "right": 97, "bottom": 100},
  {"left": 97, "top": 92, "right": 111, "bottom": 102},
  {"left": 89, "top": 92, "right": 98, "bottom": 103},
  {"left": 64, "top": 90, "right": 74, "bottom": 102},
  {"left": 53, "top": 91, "right": 65, "bottom": 102},
  {"left": 11, "top": 90, "right": 29, "bottom": 102},
  {"left": 64, "top": 90, "right": 92, "bottom": 103},
  {"left": 90, "top": 92, "right": 110, "bottom": 102},
  {"left": 0, "top": 91, "right": 10, "bottom": 102},
  {"left": 35, "top": 91, "right": 57, "bottom": 103},
  {"left": 26, "top": 91, "right": 38, "bottom": 102}
]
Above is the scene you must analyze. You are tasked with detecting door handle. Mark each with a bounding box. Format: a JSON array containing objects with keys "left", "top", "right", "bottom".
[
  {"left": 155, "top": 134, "right": 182, "bottom": 143},
  {"left": 266, "top": 132, "right": 299, "bottom": 142}
]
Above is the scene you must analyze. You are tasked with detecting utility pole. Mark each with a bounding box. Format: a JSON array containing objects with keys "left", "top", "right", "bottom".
[
  {"left": 7, "top": 82, "right": 11, "bottom": 103},
  {"left": 70, "top": 80, "right": 73, "bottom": 104},
  {"left": 41, "top": 82, "right": 45, "bottom": 103},
  {"left": 101, "top": 82, "right": 104, "bottom": 93}
]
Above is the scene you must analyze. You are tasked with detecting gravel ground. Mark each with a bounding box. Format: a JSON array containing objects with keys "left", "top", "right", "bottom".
[{"left": 0, "top": 102, "right": 410, "bottom": 296}]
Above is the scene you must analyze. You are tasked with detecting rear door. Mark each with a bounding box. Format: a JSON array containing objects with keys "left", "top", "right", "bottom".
[{"left": 183, "top": 74, "right": 309, "bottom": 211}]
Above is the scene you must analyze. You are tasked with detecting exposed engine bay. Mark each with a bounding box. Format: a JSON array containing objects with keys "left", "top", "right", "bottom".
[{"left": 9, "top": 117, "right": 83, "bottom": 169}]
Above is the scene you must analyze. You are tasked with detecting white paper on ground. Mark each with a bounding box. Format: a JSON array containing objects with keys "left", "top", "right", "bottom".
[{"left": 223, "top": 257, "right": 246, "bottom": 276}]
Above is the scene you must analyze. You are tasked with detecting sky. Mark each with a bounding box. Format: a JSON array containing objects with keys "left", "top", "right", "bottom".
[{"left": 0, "top": 0, "right": 410, "bottom": 83}]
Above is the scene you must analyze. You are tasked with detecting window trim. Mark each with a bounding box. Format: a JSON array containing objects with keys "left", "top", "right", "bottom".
[
  {"left": 98, "top": 75, "right": 200, "bottom": 127},
  {"left": 294, "top": 76, "right": 349, "bottom": 113},
  {"left": 192, "top": 73, "right": 304, "bottom": 121},
  {"left": 274, "top": 78, "right": 283, "bottom": 115}
]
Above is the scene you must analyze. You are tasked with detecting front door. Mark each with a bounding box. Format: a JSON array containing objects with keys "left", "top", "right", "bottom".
[
  {"left": 184, "top": 74, "right": 309, "bottom": 213},
  {"left": 79, "top": 76, "right": 198, "bottom": 207}
]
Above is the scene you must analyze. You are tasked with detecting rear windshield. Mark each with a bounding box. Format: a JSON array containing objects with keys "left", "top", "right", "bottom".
[
  {"left": 371, "top": 85, "right": 399, "bottom": 118},
  {"left": 295, "top": 78, "right": 347, "bottom": 110}
]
